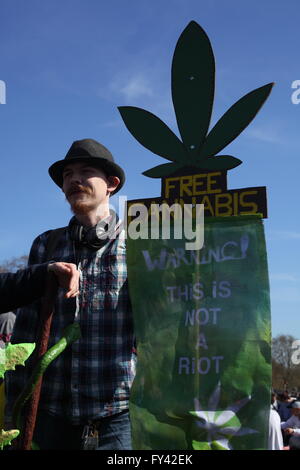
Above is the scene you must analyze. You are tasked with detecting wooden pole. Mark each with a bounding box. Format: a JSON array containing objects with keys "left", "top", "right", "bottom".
[{"left": 18, "top": 273, "right": 58, "bottom": 450}]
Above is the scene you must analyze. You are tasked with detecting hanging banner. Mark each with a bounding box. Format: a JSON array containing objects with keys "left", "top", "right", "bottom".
[{"left": 127, "top": 215, "right": 271, "bottom": 450}]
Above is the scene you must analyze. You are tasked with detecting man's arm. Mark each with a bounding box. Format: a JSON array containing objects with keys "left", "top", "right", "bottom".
[
  {"left": 282, "top": 426, "right": 300, "bottom": 435},
  {"left": 281, "top": 417, "right": 292, "bottom": 429},
  {"left": 0, "top": 262, "right": 79, "bottom": 313},
  {"left": 281, "top": 415, "right": 300, "bottom": 435}
]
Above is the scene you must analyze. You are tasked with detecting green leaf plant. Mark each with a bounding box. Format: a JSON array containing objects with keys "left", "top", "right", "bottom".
[
  {"left": 0, "top": 322, "right": 81, "bottom": 450},
  {"left": 0, "top": 342, "right": 35, "bottom": 449},
  {"left": 118, "top": 21, "right": 274, "bottom": 178},
  {"left": 0, "top": 343, "right": 36, "bottom": 380}
]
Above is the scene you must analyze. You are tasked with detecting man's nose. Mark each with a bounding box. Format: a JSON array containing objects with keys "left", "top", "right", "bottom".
[{"left": 69, "top": 172, "right": 83, "bottom": 184}]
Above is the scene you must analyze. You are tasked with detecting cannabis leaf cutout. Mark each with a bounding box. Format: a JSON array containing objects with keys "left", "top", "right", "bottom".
[
  {"left": 119, "top": 21, "right": 273, "bottom": 178},
  {"left": 0, "top": 342, "right": 35, "bottom": 449},
  {"left": 0, "top": 429, "right": 20, "bottom": 450},
  {"left": 0, "top": 342, "right": 35, "bottom": 379}
]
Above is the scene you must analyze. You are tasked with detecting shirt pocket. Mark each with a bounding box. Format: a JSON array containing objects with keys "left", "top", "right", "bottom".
[{"left": 99, "top": 253, "right": 126, "bottom": 290}]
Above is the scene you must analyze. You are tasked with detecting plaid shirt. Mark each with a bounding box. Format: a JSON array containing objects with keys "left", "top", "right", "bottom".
[{"left": 6, "top": 221, "right": 136, "bottom": 424}]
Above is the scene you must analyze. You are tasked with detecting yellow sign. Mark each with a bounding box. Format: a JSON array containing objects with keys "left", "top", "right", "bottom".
[{"left": 128, "top": 170, "right": 267, "bottom": 219}]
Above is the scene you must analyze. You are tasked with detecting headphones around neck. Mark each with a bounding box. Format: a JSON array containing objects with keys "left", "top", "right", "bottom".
[{"left": 68, "top": 210, "right": 119, "bottom": 250}]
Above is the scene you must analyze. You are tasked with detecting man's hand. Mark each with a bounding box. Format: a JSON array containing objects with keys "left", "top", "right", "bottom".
[
  {"left": 47, "top": 262, "right": 80, "bottom": 298},
  {"left": 284, "top": 428, "right": 295, "bottom": 435}
]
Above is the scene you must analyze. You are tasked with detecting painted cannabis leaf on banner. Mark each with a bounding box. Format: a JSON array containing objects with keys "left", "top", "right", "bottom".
[
  {"left": 190, "top": 382, "right": 258, "bottom": 450},
  {"left": 119, "top": 21, "right": 273, "bottom": 178}
]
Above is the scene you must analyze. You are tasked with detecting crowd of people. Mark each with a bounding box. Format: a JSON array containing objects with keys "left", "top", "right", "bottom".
[{"left": 269, "top": 390, "right": 300, "bottom": 450}]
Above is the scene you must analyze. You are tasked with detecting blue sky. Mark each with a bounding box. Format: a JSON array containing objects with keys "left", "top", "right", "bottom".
[{"left": 0, "top": 0, "right": 299, "bottom": 339}]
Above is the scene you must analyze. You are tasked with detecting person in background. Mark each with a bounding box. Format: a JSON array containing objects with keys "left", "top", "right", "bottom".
[
  {"left": 271, "top": 391, "right": 281, "bottom": 414},
  {"left": 0, "top": 311, "right": 16, "bottom": 429},
  {"left": 278, "top": 391, "right": 293, "bottom": 422},
  {"left": 268, "top": 391, "right": 283, "bottom": 450},
  {"left": 288, "top": 435, "right": 300, "bottom": 450},
  {"left": 0, "top": 311, "right": 16, "bottom": 347},
  {"left": 281, "top": 400, "right": 300, "bottom": 446}
]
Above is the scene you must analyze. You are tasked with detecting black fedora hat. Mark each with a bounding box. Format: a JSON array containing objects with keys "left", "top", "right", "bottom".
[{"left": 48, "top": 138, "right": 125, "bottom": 194}]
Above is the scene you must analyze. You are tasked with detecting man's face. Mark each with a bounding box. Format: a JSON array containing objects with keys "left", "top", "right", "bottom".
[
  {"left": 62, "top": 162, "right": 119, "bottom": 215},
  {"left": 292, "top": 408, "right": 300, "bottom": 417}
]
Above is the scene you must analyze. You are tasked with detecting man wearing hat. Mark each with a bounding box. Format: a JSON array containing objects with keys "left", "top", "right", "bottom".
[
  {"left": 6, "top": 139, "right": 136, "bottom": 450},
  {"left": 281, "top": 401, "right": 300, "bottom": 438}
]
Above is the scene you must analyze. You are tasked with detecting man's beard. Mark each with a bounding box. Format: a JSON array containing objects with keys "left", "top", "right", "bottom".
[
  {"left": 70, "top": 198, "right": 97, "bottom": 215},
  {"left": 66, "top": 185, "right": 96, "bottom": 215}
]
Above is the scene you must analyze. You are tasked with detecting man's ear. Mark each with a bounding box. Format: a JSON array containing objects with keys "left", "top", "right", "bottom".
[{"left": 107, "top": 176, "right": 120, "bottom": 194}]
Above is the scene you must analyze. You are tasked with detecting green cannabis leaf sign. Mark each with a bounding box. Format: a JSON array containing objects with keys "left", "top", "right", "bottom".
[
  {"left": 0, "top": 429, "right": 20, "bottom": 450},
  {"left": 0, "top": 343, "right": 35, "bottom": 449},
  {"left": 119, "top": 21, "right": 273, "bottom": 178},
  {"left": 0, "top": 343, "right": 35, "bottom": 380}
]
